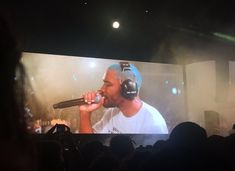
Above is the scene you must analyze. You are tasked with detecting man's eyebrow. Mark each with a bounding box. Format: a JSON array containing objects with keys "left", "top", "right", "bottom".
[{"left": 103, "top": 80, "right": 112, "bottom": 84}]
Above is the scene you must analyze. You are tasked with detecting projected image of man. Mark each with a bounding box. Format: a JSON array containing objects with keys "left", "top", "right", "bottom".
[{"left": 79, "top": 62, "right": 168, "bottom": 134}]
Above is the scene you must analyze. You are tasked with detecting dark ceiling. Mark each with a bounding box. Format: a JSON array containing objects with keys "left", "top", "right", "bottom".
[{"left": 1, "top": 0, "right": 235, "bottom": 63}]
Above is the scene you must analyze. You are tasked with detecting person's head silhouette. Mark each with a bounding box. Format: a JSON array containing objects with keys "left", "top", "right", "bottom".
[{"left": 0, "top": 15, "right": 27, "bottom": 140}]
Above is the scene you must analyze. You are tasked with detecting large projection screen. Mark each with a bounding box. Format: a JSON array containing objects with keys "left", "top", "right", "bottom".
[{"left": 22, "top": 52, "right": 187, "bottom": 134}]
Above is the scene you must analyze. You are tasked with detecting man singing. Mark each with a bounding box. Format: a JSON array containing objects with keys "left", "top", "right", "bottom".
[{"left": 79, "top": 62, "right": 168, "bottom": 134}]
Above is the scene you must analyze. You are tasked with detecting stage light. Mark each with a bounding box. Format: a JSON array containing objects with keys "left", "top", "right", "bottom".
[
  {"left": 172, "top": 87, "right": 177, "bottom": 95},
  {"left": 89, "top": 61, "right": 96, "bottom": 68},
  {"left": 112, "top": 21, "right": 120, "bottom": 29}
]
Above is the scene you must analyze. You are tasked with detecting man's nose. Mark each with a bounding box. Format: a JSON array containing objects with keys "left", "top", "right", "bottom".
[{"left": 99, "top": 86, "right": 105, "bottom": 94}]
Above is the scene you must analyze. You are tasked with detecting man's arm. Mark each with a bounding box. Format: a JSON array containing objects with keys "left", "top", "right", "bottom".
[
  {"left": 78, "top": 91, "right": 104, "bottom": 133},
  {"left": 79, "top": 111, "right": 93, "bottom": 133}
]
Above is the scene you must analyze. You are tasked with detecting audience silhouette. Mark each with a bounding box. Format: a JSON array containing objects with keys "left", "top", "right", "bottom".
[{"left": 0, "top": 14, "right": 37, "bottom": 171}]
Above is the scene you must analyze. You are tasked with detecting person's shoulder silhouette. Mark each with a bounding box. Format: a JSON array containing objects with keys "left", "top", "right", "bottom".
[
  {"left": 109, "top": 135, "right": 135, "bottom": 159},
  {"left": 0, "top": 14, "right": 27, "bottom": 140}
]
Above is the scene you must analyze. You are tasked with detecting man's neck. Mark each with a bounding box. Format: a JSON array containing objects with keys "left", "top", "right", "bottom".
[{"left": 118, "top": 98, "right": 143, "bottom": 117}]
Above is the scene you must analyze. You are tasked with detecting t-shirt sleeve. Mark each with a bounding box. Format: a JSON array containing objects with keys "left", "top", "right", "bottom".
[
  {"left": 151, "top": 110, "right": 169, "bottom": 134},
  {"left": 142, "top": 102, "right": 169, "bottom": 134}
]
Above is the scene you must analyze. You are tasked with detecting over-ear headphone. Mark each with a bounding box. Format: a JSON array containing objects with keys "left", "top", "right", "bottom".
[{"left": 119, "top": 62, "right": 138, "bottom": 100}]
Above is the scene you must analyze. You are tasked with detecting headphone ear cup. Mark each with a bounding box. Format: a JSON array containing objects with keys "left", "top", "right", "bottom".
[{"left": 120, "top": 79, "right": 138, "bottom": 100}]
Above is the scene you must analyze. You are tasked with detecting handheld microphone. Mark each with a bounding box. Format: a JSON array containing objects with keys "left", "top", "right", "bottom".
[{"left": 53, "top": 94, "right": 101, "bottom": 109}]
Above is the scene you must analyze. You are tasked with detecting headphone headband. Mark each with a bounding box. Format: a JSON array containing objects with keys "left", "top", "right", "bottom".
[{"left": 119, "top": 62, "right": 131, "bottom": 72}]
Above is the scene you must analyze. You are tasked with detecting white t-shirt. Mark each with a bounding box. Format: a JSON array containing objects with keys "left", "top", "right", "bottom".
[{"left": 92, "top": 102, "right": 168, "bottom": 134}]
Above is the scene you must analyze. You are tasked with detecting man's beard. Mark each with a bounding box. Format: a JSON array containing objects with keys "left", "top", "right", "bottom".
[
  {"left": 102, "top": 97, "right": 117, "bottom": 108},
  {"left": 103, "top": 100, "right": 116, "bottom": 108}
]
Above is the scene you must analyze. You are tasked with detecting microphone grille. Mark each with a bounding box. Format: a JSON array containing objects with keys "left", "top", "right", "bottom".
[{"left": 95, "top": 94, "right": 102, "bottom": 103}]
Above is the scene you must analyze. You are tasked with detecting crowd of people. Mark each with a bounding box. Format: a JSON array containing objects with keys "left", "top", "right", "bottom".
[
  {"left": 31, "top": 122, "right": 235, "bottom": 171},
  {"left": 1, "top": 14, "right": 235, "bottom": 171}
]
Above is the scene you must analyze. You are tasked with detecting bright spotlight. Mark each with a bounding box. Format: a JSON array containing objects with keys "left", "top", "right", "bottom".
[
  {"left": 89, "top": 62, "right": 96, "bottom": 68},
  {"left": 171, "top": 87, "right": 177, "bottom": 95},
  {"left": 112, "top": 21, "right": 120, "bottom": 29}
]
